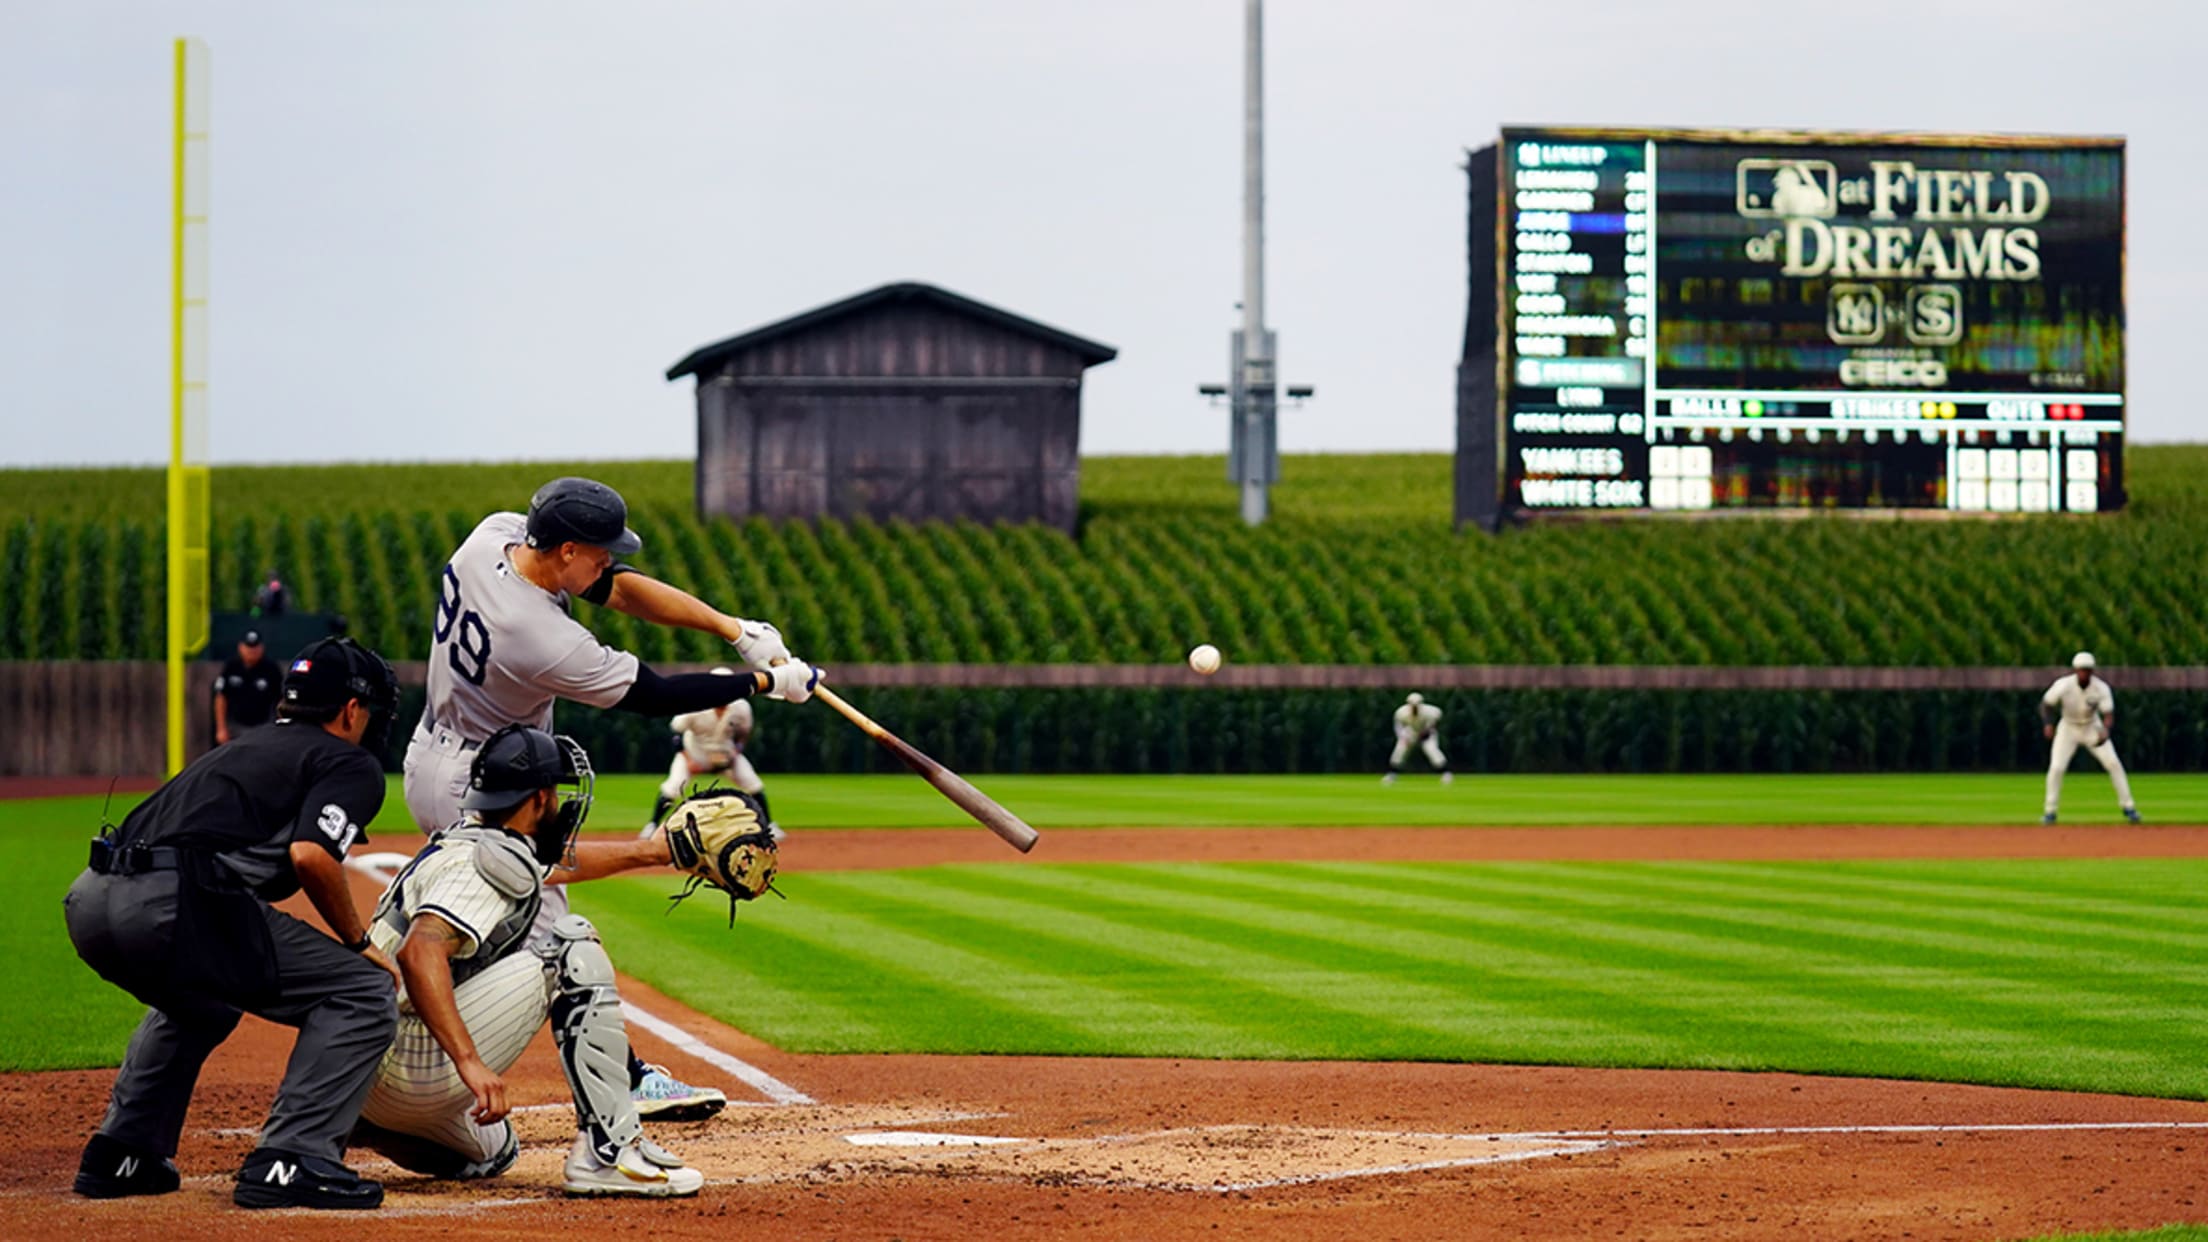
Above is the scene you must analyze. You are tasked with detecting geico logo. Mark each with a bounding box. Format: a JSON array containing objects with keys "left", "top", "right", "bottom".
[{"left": 1840, "top": 359, "right": 1949, "bottom": 387}]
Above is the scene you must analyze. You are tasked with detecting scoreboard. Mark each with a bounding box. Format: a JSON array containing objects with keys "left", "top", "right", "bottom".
[{"left": 1458, "top": 128, "right": 2126, "bottom": 521}]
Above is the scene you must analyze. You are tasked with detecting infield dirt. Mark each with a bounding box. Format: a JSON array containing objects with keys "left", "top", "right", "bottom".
[{"left": 7, "top": 824, "right": 2205, "bottom": 1241}]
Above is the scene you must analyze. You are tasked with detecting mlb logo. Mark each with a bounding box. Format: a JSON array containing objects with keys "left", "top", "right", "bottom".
[
  {"left": 290, "top": 658, "right": 313, "bottom": 673},
  {"left": 1736, "top": 158, "right": 1839, "bottom": 219}
]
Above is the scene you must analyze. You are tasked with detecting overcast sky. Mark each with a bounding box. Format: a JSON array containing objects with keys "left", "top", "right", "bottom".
[{"left": 2, "top": 0, "right": 2199, "bottom": 466}]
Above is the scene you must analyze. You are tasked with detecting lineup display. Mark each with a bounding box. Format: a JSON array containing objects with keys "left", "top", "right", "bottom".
[{"left": 1485, "top": 128, "right": 2126, "bottom": 515}]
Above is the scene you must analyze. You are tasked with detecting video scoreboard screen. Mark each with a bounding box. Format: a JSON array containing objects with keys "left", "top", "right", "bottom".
[{"left": 1469, "top": 128, "right": 2126, "bottom": 517}]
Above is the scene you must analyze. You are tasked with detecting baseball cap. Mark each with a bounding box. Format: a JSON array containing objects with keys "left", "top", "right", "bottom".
[
  {"left": 240, "top": 629, "right": 263, "bottom": 647},
  {"left": 525, "top": 477, "right": 642, "bottom": 556},
  {"left": 282, "top": 637, "right": 398, "bottom": 716},
  {"left": 2073, "top": 651, "right": 2096, "bottom": 670}
]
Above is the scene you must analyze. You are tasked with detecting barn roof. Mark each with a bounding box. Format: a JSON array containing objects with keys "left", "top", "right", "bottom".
[{"left": 666, "top": 281, "right": 1119, "bottom": 380}]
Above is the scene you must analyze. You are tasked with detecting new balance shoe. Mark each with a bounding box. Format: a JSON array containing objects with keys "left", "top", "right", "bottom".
[
  {"left": 2124, "top": 806, "right": 2144, "bottom": 824},
  {"left": 233, "top": 1147, "right": 384, "bottom": 1210},
  {"left": 562, "top": 1133, "right": 704, "bottom": 1198},
  {"left": 73, "top": 1133, "right": 179, "bottom": 1199},
  {"left": 633, "top": 1063, "right": 726, "bottom": 1122}
]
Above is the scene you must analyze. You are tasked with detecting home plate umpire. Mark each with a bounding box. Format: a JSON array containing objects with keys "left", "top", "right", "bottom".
[{"left": 63, "top": 636, "right": 403, "bottom": 1210}]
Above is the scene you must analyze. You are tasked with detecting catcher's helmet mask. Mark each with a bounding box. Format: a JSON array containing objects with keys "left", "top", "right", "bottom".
[
  {"left": 463, "top": 724, "right": 594, "bottom": 868},
  {"left": 524, "top": 476, "right": 642, "bottom": 557}
]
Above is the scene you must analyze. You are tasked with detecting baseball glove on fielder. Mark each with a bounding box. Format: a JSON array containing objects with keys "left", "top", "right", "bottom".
[{"left": 662, "top": 787, "right": 781, "bottom": 923}]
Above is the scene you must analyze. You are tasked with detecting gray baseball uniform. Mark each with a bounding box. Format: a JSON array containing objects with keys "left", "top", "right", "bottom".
[{"left": 402, "top": 512, "right": 640, "bottom": 937}]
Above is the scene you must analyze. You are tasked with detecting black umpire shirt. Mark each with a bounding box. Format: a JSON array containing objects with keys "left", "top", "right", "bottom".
[
  {"left": 113, "top": 720, "right": 385, "bottom": 901},
  {"left": 216, "top": 654, "right": 283, "bottom": 729}
]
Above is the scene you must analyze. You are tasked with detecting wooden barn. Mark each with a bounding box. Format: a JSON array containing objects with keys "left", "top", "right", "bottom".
[{"left": 667, "top": 282, "right": 1117, "bottom": 533}]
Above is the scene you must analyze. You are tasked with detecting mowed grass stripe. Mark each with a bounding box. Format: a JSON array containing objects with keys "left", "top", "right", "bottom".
[
  {"left": 1703, "top": 859, "right": 2208, "bottom": 933},
  {"left": 944, "top": 862, "right": 2200, "bottom": 1093},
  {"left": 1268, "top": 862, "right": 2208, "bottom": 1062},
  {"left": 824, "top": 868, "right": 1556, "bottom": 1059},
  {"left": 1410, "top": 862, "right": 2208, "bottom": 986},
  {"left": 577, "top": 878, "right": 1097, "bottom": 1053},
  {"left": 938, "top": 863, "right": 1968, "bottom": 1068}
]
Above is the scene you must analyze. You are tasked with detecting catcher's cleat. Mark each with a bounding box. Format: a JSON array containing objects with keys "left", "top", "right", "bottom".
[
  {"left": 2124, "top": 806, "right": 2144, "bottom": 824},
  {"left": 562, "top": 1132, "right": 704, "bottom": 1197},
  {"left": 2041, "top": 812, "right": 2057, "bottom": 825},
  {"left": 352, "top": 1118, "right": 518, "bottom": 1181},
  {"left": 73, "top": 1133, "right": 179, "bottom": 1199},
  {"left": 633, "top": 1063, "right": 727, "bottom": 1121},
  {"left": 233, "top": 1148, "right": 384, "bottom": 1210}
]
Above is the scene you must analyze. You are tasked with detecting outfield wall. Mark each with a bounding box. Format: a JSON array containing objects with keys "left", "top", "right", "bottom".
[{"left": 8, "top": 660, "right": 2202, "bottom": 779}]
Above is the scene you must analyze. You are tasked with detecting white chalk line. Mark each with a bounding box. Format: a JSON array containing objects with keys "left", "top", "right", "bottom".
[{"left": 1498, "top": 1120, "right": 2208, "bottom": 1140}]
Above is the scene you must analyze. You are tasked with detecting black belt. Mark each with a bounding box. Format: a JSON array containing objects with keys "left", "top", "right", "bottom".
[{"left": 88, "top": 840, "right": 193, "bottom": 877}]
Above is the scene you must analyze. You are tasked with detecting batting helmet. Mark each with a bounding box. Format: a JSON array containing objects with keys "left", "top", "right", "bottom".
[{"left": 525, "top": 477, "right": 642, "bottom": 556}]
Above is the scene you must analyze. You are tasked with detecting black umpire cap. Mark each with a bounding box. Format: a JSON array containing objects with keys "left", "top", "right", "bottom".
[
  {"left": 282, "top": 637, "right": 397, "bottom": 715},
  {"left": 525, "top": 477, "right": 641, "bottom": 556},
  {"left": 463, "top": 724, "right": 574, "bottom": 812}
]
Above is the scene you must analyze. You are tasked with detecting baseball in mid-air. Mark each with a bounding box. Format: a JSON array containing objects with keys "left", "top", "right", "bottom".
[{"left": 1188, "top": 643, "right": 1222, "bottom": 675}]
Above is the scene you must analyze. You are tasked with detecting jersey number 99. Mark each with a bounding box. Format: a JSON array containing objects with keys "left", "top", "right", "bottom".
[{"left": 434, "top": 566, "right": 493, "bottom": 687}]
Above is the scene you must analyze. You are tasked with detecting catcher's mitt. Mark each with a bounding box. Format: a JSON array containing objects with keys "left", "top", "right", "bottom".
[{"left": 662, "top": 787, "right": 781, "bottom": 923}]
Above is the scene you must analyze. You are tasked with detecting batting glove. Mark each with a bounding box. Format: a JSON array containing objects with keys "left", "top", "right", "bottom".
[
  {"left": 731, "top": 618, "right": 792, "bottom": 671},
  {"left": 763, "top": 659, "right": 824, "bottom": 703}
]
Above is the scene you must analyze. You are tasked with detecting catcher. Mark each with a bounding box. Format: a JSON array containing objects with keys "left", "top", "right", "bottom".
[{"left": 352, "top": 725, "right": 778, "bottom": 1196}]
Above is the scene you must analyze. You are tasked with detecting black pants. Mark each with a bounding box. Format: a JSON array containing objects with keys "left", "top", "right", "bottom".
[{"left": 63, "top": 868, "right": 396, "bottom": 1163}]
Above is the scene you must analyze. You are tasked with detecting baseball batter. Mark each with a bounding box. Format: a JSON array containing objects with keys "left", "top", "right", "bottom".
[
  {"left": 645, "top": 669, "right": 774, "bottom": 837},
  {"left": 403, "top": 476, "right": 820, "bottom": 1119},
  {"left": 1384, "top": 692, "right": 1452, "bottom": 785},
  {"left": 356, "top": 726, "right": 704, "bottom": 1196},
  {"left": 2040, "top": 651, "right": 2142, "bottom": 824}
]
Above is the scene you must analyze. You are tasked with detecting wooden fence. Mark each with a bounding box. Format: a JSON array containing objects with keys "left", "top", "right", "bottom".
[{"left": 4, "top": 660, "right": 2200, "bottom": 778}]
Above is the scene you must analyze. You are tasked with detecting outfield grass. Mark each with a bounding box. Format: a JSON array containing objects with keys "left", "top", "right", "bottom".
[
  {"left": 572, "top": 855, "right": 2208, "bottom": 1100},
  {"left": 10, "top": 774, "right": 2206, "bottom": 1103}
]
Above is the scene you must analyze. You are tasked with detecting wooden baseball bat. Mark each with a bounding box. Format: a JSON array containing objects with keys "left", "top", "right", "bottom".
[{"left": 812, "top": 685, "right": 1039, "bottom": 853}]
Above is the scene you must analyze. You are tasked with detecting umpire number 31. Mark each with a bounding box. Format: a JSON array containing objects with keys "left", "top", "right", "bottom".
[{"left": 434, "top": 566, "right": 493, "bottom": 686}]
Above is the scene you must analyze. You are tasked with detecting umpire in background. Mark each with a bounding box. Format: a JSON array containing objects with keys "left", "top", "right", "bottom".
[
  {"left": 213, "top": 628, "right": 281, "bottom": 744},
  {"left": 65, "top": 636, "right": 402, "bottom": 1210}
]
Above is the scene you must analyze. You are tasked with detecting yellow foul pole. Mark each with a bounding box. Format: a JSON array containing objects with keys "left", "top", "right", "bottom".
[{"left": 167, "top": 38, "right": 210, "bottom": 775}]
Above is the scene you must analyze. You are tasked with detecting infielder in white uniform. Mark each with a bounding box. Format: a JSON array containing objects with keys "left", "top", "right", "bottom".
[
  {"left": 402, "top": 477, "right": 821, "bottom": 1119},
  {"left": 2040, "top": 651, "right": 2142, "bottom": 824},
  {"left": 1384, "top": 692, "right": 1452, "bottom": 785},
  {"left": 645, "top": 668, "right": 775, "bottom": 837},
  {"left": 357, "top": 725, "right": 706, "bottom": 1196}
]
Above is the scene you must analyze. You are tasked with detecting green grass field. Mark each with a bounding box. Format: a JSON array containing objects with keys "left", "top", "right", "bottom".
[{"left": 8, "top": 772, "right": 2208, "bottom": 1106}]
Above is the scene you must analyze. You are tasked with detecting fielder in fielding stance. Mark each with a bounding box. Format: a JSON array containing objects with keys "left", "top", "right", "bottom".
[
  {"left": 403, "top": 477, "right": 819, "bottom": 1120},
  {"left": 644, "top": 667, "right": 777, "bottom": 838},
  {"left": 356, "top": 725, "right": 706, "bottom": 1196},
  {"left": 2041, "top": 651, "right": 2142, "bottom": 825},
  {"left": 1384, "top": 692, "right": 1452, "bottom": 785}
]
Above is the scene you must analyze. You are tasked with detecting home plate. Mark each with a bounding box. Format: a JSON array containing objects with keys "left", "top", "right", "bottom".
[{"left": 845, "top": 1131, "right": 1025, "bottom": 1148}]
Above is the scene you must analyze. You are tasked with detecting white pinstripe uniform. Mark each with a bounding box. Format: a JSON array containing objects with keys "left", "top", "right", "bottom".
[
  {"left": 402, "top": 512, "right": 641, "bottom": 946},
  {"left": 660, "top": 700, "right": 761, "bottom": 800},
  {"left": 2042, "top": 673, "right": 2136, "bottom": 816},
  {"left": 1390, "top": 700, "right": 1447, "bottom": 771},
  {"left": 358, "top": 828, "right": 570, "bottom": 1163}
]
